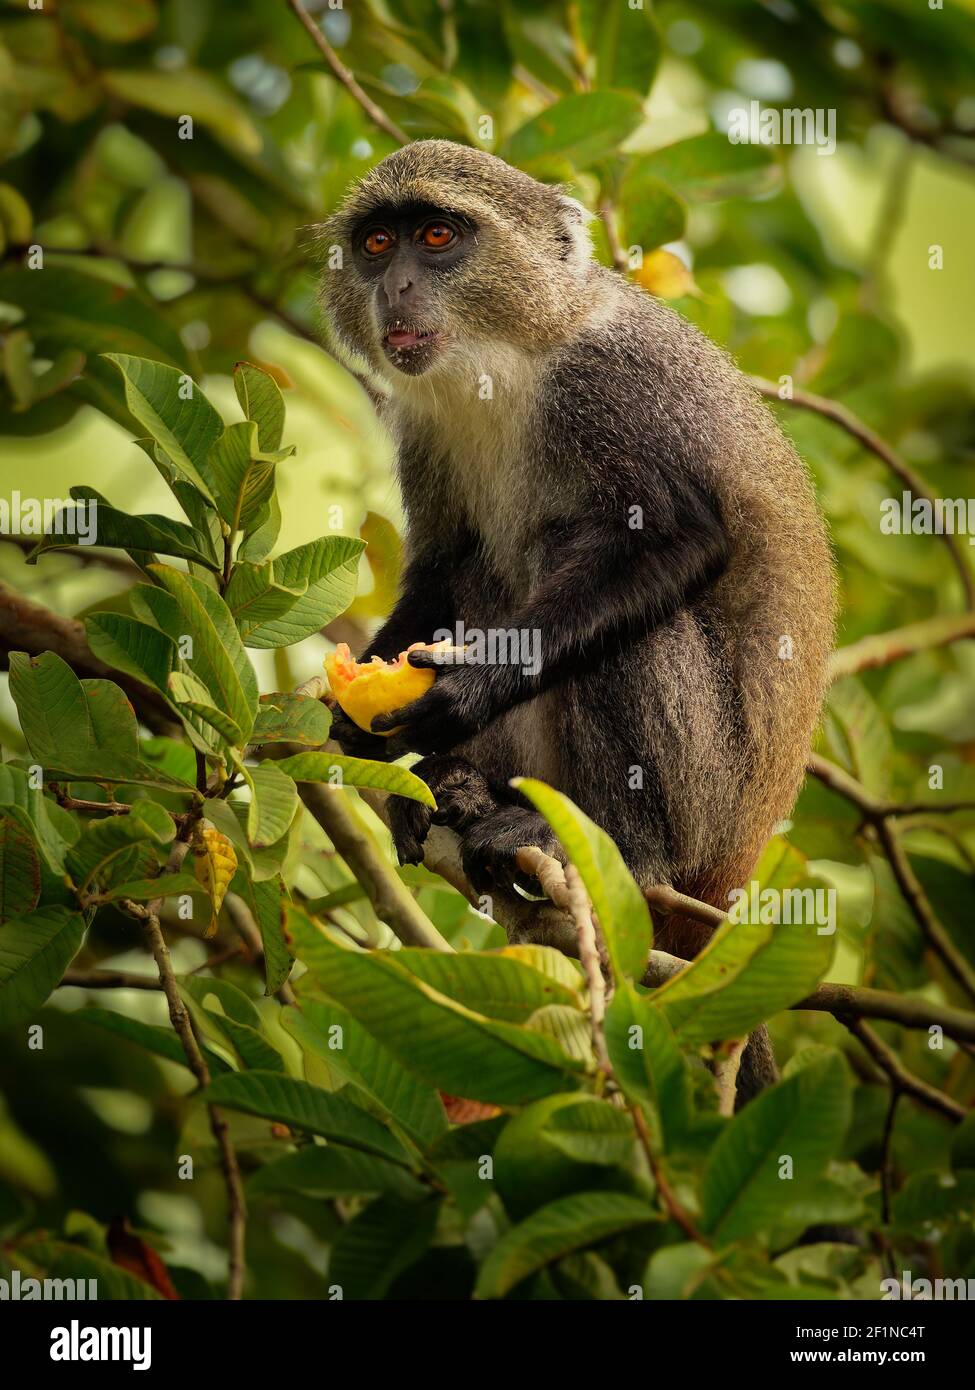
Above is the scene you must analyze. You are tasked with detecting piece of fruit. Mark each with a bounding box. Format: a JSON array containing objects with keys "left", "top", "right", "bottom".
[{"left": 323, "top": 639, "right": 455, "bottom": 736}]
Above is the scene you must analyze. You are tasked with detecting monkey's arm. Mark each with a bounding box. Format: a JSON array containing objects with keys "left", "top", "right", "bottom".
[
  {"left": 373, "top": 471, "right": 729, "bottom": 753},
  {"left": 329, "top": 543, "right": 460, "bottom": 759}
]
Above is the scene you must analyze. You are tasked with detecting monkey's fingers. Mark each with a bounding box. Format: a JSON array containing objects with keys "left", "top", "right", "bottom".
[
  {"left": 406, "top": 648, "right": 466, "bottom": 670},
  {"left": 370, "top": 693, "right": 432, "bottom": 735}
]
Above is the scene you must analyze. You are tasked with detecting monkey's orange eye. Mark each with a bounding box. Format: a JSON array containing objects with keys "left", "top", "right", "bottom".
[
  {"left": 363, "top": 228, "right": 394, "bottom": 255},
  {"left": 419, "top": 223, "right": 455, "bottom": 249}
]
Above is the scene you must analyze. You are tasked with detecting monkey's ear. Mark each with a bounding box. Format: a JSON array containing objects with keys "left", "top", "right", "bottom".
[{"left": 556, "top": 194, "right": 595, "bottom": 271}]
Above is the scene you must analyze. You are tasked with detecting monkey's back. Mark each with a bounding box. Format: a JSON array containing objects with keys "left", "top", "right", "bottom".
[{"left": 467, "top": 276, "right": 836, "bottom": 939}]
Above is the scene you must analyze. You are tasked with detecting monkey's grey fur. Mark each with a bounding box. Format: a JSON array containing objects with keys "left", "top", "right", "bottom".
[{"left": 320, "top": 141, "right": 837, "bottom": 1102}]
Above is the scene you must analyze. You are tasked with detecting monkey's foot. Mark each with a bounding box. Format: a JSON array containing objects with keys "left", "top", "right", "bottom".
[
  {"left": 388, "top": 755, "right": 497, "bottom": 866},
  {"left": 460, "top": 806, "right": 566, "bottom": 896}
]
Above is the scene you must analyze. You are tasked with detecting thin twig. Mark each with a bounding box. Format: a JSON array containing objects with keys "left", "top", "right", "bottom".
[
  {"left": 843, "top": 1018, "right": 966, "bottom": 1124},
  {"left": 631, "top": 1103, "right": 710, "bottom": 1246},
  {"left": 808, "top": 754, "right": 975, "bottom": 1002},
  {"left": 284, "top": 0, "right": 409, "bottom": 145},
  {"left": 640, "top": 949, "right": 975, "bottom": 1047},
  {"left": 126, "top": 830, "right": 248, "bottom": 1299},
  {"left": 564, "top": 862, "right": 610, "bottom": 1076},
  {"left": 830, "top": 611, "right": 975, "bottom": 680},
  {"left": 297, "top": 781, "right": 452, "bottom": 951},
  {"left": 0, "top": 580, "right": 179, "bottom": 736},
  {"left": 599, "top": 198, "right": 629, "bottom": 274},
  {"left": 753, "top": 376, "right": 975, "bottom": 609}
]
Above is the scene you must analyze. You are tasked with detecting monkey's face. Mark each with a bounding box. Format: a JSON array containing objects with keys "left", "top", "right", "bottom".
[
  {"left": 320, "top": 141, "right": 597, "bottom": 382},
  {"left": 348, "top": 200, "right": 474, "bottom": 378}
]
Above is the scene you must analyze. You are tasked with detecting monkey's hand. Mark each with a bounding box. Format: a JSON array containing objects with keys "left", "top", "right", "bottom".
[
  {"left": 371, "top": 650, "right": 497, "bottom": 754},
  {"left": 387, "top": 754, "right": 498, "bottom": 865},
  {"left": 328, "top": 704, "right": 396, "bottom": 762}
]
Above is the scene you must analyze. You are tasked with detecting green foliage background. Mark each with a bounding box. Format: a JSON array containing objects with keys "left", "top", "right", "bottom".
[{"left": 0, "top": 0, "right": 973, "bottom": 1301}]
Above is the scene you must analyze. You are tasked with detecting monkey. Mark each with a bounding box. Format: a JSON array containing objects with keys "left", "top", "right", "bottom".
[{"left": 318, "top": 140, "right": 836, "bottom": 1103}]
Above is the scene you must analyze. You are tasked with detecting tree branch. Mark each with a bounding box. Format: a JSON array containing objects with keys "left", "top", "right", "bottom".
[
  {"left": 843, "top": 1018, "right": 966, "bottom": 1123},
  {"left": 753, "top": 376, "right": 975, "bottom": 610},
  {"left": 808, "top": 754, "right": 975, "bottom": 1002},
  {"left": 0, "top": 580, "right": 179, "bottom": 736},
  {"left": 830, "top": 611, "right": 975, "bottom": 680},
  {"left": 285, "top": 0, "right": 409, "bottom": 145},
  {"left": 124, "top": 831, "right": 247, "bottom": 1300}
]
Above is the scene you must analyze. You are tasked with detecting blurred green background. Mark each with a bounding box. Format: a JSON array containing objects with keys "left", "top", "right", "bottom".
[{"left": 1, "top": 0, "right": 974, "bottom": 1299}]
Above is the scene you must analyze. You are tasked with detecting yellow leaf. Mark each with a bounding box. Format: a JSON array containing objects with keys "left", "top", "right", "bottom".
[
  {"left": 634, "top": 249, "right": 701, "bottom": 300},
  {"left": 192, "top": 824, "right": 238, "bottom": 937}
]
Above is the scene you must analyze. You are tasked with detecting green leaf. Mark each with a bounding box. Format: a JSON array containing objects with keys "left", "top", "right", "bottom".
[
  {"left": 241, "top": 536, "right": 365, "bottom": 648},
  {"left": 0, "top": 907, "right": 85, "bottom": 1028},
  {"left": 245, "top": 762, "right": 299, "bottom": 849},
  {"left": 16, "top": 1237, "right": 163, "bottom": 1301},
  {"left": 605, "top": 980, "right": 694, "bottom": 1150},
  {"left": 252, "top": 693, "right": 332, "bottom": 746},
  {"left": 167, "top": 670, "right": 244, "bottom": 746},
  {"left": 273, "top": 752, "right": 435, "bottom": 807},
  {"left": 230, "top": 870, "right": 292, "bottom": 995},
  {"left": 206, "top": 420, "right": 292, "bottom": 534},
  {"left": 97, "top": 871, "right": 201, "bottom": 903},
  {"left": 619, "top": 164, "right": 687, "bottom": 250},
  {"left": 328, "top": 1195, "right": 441, "bottom": 1300},
  {"left": 640, "top": 132, "right": 779, "bottom": 199},
  {"left": 701, "top": 1052, "right": 852, "bottom": 1243},
  {"left": 283, "top": 999, "right": 447, "bottom": 1148},
  {"left": 85, "top": 613, "right": 176, "bottom": 695},
  {"left": 248, "top": 1146, "right": 423, "bottom": 1201},
  {"left": 502, "top": 92, "right": 644, "bottom": 172},
  {"left": 233, "top": 360, "right": 286, "bottom": 451},
  {"left": 237, "top": 491, "right": 282, "bottom": 564},
  {"left": 824, "top": 677, "right": 894, "bottom": 797},
  {"left": 474, "top": 1192, "right": 654, "bottom": 1299},
  {"left": 651, "top": 840, "right": 835, "bottom": 1044},
  {"left": 515, "top": 778, "right": 651, "bottom": 981},
  {"left": 0, "top": 813, "right": 41, "bottom": 923},
  {"left": 76, "top": 1006, "right": 232, "bottom": 1074},
  {"left": 393, "top": 949, "right": 582, "bottom": 1023},
  {"left": 593, "top": 0, "right": 660, "bottom": 94},
  {"left": 288, "top": 908, "right": 585, "bottom": 1105},
  {"left": 64, "top": 0, "right": 158, "bottom": 42},
  {"left": 225, "top": 561, "right": 307, "bottom": 639},
  {"left": 0, "top": 763, "right": 77, "bottom": 873},
  {"left": 66, "top": 816, "right": 161, "bottom": 894},
  {"left": 101, "top": 69, "right": 263, "bottom": 155},
  {"left": 147, "top": 565, "right": 258, "bottom": 740},
  {"left": 202, "top": 1072, "right": 413, "bottom": 1165},
  {"left": 0, "top": 267, "right": 189, "bottom": 371},
  {"left": 8, "top": 652, "right": 193, "bottom": 792},
  {"left": 103, "top": 353, "right": 223, "bottom": 505},
  {"left": 28, "top": 493, "right": 218, "bottom": 569}
]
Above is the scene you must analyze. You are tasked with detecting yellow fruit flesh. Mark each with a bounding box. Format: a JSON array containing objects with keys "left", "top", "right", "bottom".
[{"left": 324, "top": 640, "right": 448, "bottom": 735}]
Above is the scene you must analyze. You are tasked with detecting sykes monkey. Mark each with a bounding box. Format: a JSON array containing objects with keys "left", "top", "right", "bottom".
[{"left": 320, "top": 141, "right": 836, "bottom": 1099}]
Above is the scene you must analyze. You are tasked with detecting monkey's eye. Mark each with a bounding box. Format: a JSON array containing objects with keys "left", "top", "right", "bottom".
[
  {"left": 417, "top": 222, "right": 456, "bottom": 250},
  {"left": 363, "top": 227, "right": 395, "bottom": 256}
]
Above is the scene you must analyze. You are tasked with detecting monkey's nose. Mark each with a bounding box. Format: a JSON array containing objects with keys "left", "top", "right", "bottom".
[{"left": 383, "top": 270, "right": 414, "bottom": 308}]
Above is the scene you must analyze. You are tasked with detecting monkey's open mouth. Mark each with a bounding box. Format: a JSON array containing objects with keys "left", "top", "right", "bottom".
[
  {"left": 381, "top": 322, "right": 441, "bottom": 374},
  {"left": 382, "top": 324, "right": 438, "bottom": 352}
]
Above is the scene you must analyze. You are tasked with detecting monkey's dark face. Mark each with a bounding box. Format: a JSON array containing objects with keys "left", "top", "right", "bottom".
[{"left": 351, "top": 200, "right": 475, "bottom": 376}]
